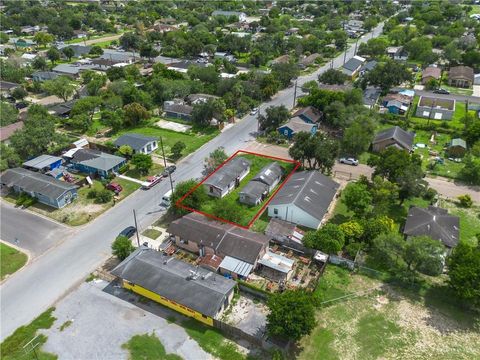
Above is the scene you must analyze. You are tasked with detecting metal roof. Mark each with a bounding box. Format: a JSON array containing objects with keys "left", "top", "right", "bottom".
[
  {"left": 278, "top": 118, "right": 316, "bottom": 134},
  {"left": 23, "top": 155, "right": 62, "bottom": 170},
  {"left": 258, "top": 251, "right": 294, "bottom": 274},
  {"left": 203, "top": 156, "right": 251, "bottom": 190},
  {"left": 111, "top": 247, "right": 236, "bottom": 317},
  {"left": 239, "top": 180, "right": 268, "bottom": 199},
  {"left": 114, "top": 133, "right": 157, "bottom": 152},
  {"left": 449, "top": 138, "right": 467, "bottom": 149},
  {"left": 252, "top": 162, "right": 283, "bottom": 187},
  {"left": 219, "top": 256, "right": 253, "bottom": 277}
]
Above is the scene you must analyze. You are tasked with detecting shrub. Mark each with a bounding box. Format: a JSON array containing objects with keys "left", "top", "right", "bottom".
[
  {"left": 87, "top": 189, "right": 98, "bottom": 199},
  {"left": 112, "top": 235, "right": 135, "bottom": 260},
  {"left": 95, "top": 189, "right": 113, "bottom": 204},
  {"left": 345, "top": 242, "right": 364, "bottom": 258},
  {"left": 15, "top": 193, "right": 37, "bottom": 207},
  {"left": 457, "top": 194, "right": 473, "bottom": 208},
  {"left": 422, "top": 187, "right": 438, "bottom": 202},
  {"left": 118, "top": 164, "right": 130, "bottom": 174}
]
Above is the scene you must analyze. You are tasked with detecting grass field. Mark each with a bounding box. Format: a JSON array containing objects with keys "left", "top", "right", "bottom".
[
  {"left": 193, "top": 153, "right": 296, "bottom": 227},
  {"left": 0, "top": 308, "right": 57, "bottom": 360},
  {"left": 122, "top": 333, "right": 182, "bottom": 360},
  {"left": 124, "top": 162, "right": 164, "bottom": 181},
  {"left": 299, "top": 266, "right": 480, "bottom": 360},
  {"left": 0, "top": 243, "right": 28, "bottom": 280},
  {"left": 142, "top": 228, "right": 162, "bottom": 240},
  {"left": 438, "top": 199, "right": 480, "bottom": 246}
]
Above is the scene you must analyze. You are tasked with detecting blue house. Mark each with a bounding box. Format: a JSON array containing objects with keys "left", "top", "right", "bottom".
[
  {"left": 0, "top": 168, "right": 78, "bottom": 208},
  {"left": 278, "top": 117, "right": 317, "bottom": 140},
  {"left": 68, "top": 148, "right": 126, "bottom": 177}
]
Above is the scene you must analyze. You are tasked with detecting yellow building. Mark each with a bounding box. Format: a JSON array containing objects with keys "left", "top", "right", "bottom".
[{"left": 111, "top": 247, "right": 236, "bottom": 326}]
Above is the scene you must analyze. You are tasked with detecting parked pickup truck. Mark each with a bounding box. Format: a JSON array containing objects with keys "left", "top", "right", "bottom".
[{"left": 141, "top": 175, "right": 162, "bottom": 189}]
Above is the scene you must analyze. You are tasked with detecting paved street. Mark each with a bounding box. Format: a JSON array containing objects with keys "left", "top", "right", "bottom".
[
  {"left": 0, "top": 23, "right": 387, "bottom": 340},
  {"left": 0, "top": 202, "right": 72, "bottom": 257}
]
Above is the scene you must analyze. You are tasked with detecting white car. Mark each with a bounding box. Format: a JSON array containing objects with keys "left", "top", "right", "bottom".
[
  {"left": 339, "top": 157, "right": 359, "bottom": 166},
  {"left": 250, "top": 108, "right": 258, "bottom": 115}
]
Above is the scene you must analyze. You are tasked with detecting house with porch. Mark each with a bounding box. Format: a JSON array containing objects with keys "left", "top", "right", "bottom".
[{"left": 67, "top": 148, "right": 126, "bottom": 177}]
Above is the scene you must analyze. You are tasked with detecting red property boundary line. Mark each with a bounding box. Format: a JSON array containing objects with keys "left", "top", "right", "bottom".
[{"left": 176, "top": 149, "right": 301, "bottom": 229}]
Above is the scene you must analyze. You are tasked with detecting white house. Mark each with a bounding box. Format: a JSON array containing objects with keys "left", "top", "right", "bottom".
[
  {"left": 204, "top": 156, "right": 251, "bottom": 198},
  {"left": 267, "top": 171, "right": 339, "bottom": 229}
]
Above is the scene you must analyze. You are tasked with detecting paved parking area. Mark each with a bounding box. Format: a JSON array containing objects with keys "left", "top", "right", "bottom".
[
  {"left": 155, "top": 119, "right": 192, "bottom": 133},
  {"left": 42, "top": 280, "right": 211, "bottom": 360}
]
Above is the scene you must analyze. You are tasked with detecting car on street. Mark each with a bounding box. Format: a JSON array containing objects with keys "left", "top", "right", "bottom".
[
  {"left": 119, "top": 226, "right": 136, "bottom": 238},
  {"left": 433, "top": 88, "right": 450, "bottom": 95},
  {"left": 339, "top": 157, "right": 359, "bottom": 166},
  {"left": 141, "top": 175, "right": 162, "bottom": 189},
  {"left": 250, "top": 108, "right": 258, "bottom": 115},
  {"left": 106, "top": 182, "right": 123, "bottom": 193},
  {"left": 162, "top": 165, "right": 176, "bottom": 177}
]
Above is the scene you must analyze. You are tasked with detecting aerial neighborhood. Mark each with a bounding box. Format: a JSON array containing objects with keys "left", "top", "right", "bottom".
[{"left": 0, "top": 1, "right": 479, "bottom": 360}]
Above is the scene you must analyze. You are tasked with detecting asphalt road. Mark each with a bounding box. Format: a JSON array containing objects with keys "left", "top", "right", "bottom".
[
  {"left": 0, "top": 202, "right": 72, "bottom": 257},
  {"left": 0, "top": 22, "right": 385, "bottom": 340}
]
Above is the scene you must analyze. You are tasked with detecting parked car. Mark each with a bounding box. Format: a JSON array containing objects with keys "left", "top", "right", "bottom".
[
  {"left": 250, "top": 108, "right": 258, "bottom": 115},
  {"left": 15, "top": 102, "right": 28, "bottom": 109},
  {"left": 119, "top": 226, "right": 136, "bottom": 238},
  {"left": 141, "top": 175, "right": 162, "bottom": 189},
  {"left": 106, "top": 182, "right": 123, "bottom": 193},
  {"left": 339, "top": 157, "right": 359, "bottom": 166},
  {"left": 433, "top": 88, "right": 450, "bottom": 95},
  {"left": 162, "top": 165, "right": 176, "bottom": 177}
]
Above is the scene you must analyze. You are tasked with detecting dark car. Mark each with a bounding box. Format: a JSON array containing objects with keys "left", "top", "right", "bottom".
[
  {"left": 119, "top": 226, "right": 136, "bottom": 238},
  {"left": 15, "top": 102, "right": 28, "bottom": 109},
  {"left": 433, "top": 88, "right": 450, "bottom": 95},
  {"left": 162, "top": 165, "right": 177, "bottom": 177}
]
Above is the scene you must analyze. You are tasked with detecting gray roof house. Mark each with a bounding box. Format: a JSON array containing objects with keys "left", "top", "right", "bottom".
[
  {"left": 0, "top": 167, "right": 78, "bottom": 208},
  {"left": 415, "top": 96, "right": 455, "bottom": 120},
  {"left": 341, "top": 55, "right": 366, "bottom": 78},
  {"left": 163, "top": 102, "right": 193, "bottom": 121},
  {"left": 57, "top": 44, "right": 92, "bottom": 58},
  {"left": 204, "top": 156, "right": 251, "bottom": 198},
  {"left": 372, "top": 126, "right": 415, "bottom": 152},
  {"left": 403, "top": 206, "right": 460, "bottom": 250},
  {"left": 167, "top": 212, "right": 270, "bottom": 278},
  {"left": 267, "top": 171, "right": 340, "bottom": 229},
  {"left": 48, "top": 100, "right": 77, "bottom": 117},
  {"left": 111, "top": 246, "right": 236, "bottom": 321},
  {"left": 239, "top": 162, "right": 283, "bottom": 206},
  {"left": 32, "top": 71, "right": 59, "bottom": 82},
  {"left": 100, "top": 49, "right": 136, "bottom": 63},
  {"left": 52, "top": 64, "right": 84, "bottom": 78},
  {"left": 68, "top": 148, "right": 126, "bottom": 177},
  {"left": 114, "top": 133, "right": 158, "bottom": 154}
]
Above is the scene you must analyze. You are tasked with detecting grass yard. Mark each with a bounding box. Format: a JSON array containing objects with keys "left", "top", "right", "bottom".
[
  {"left": 299, "top": 265, "right": 480, "bottom": 360},
  {"left": 467, "top": 4, "right": 480, "bottom": 15},
  {"left": 0, "top": 243, "right": 28, "bottom": 280},
  {"left": 0, "top": 308, "right": 57, "bottom": 360},
  {"left": 122, "top": 333, "right": 182, "bottom": 360},
  {"left": 438, "top": 199, "right": 480, "bottom": 246},
  {"left": 114, "top": 125, "right": 219, "bottom": 161},
  {"left": 181, "top": 320, "right": 246, "bottom": 360},
  {"left": 142, "top": 228, "right": 162, "bottom": 240},
  {"left": 124, "top": 162, "right": 164, "bottom": 181},
  {"left": 194, "top": 153, "right": 296, "bottom": 227}
]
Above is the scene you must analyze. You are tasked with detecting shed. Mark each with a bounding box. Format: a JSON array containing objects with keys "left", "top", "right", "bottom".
[
  {"left": 23, "top": 155, "right": 63, "bottom": 173},
  {"left": 447, "top": 138, "right": 467, "bottom": 157}
]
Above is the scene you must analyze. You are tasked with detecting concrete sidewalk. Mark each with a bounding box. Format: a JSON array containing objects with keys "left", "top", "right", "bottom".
[{"left": 117, "top": 174, "right": 145, "bottom": 185}]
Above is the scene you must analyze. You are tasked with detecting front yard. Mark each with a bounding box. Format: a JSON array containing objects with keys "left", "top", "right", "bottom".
[{"left": 0, "top": 243, "right": 28, "bottom": 280}]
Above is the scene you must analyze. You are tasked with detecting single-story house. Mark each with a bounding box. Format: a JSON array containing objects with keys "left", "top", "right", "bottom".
[
  {"left": 212, "top": 10, "right": 247, "bottom": 22},
  {"left": 421, "top": 66, "right": 442, "bottom": 84},
  {"left": 386, "top": 46, "right": 408, "bottom": 61},
  {"left": 111, "top": 246, "right": 236, "bottom": 326},
  {"left": 265, "top": 218, "right": 307, "bottom": 254},
  {"left": 250, "top": 162, "right": 283, "bottom": 192},
  {"left": 361, "top": 60, "right": 377, "bottom": 74},
  {"left": 32, "top": 71, "right": 59, "bottom": 82},
  {"left": 363, "top": 87, "right": 381, "bottom": 109},
  {"left": 114, "top": 133, "right": 158, "bottom": 154},
  {"left": 403, "top": 206, "right": 460, "bottom": 252},
  {"left": 67, "top": 148, "right": 126, "bottom": 177},
  {"left": 186, "top": 93, "right": 220, "bottom": 105},
  {"left": 100, "top": 49, "right": 136, "bottom": 63},
  {"left": 204, "top": 156, "right": 251, "bottom": 198},
  {"left": 23, "top": 155, "right": 63, "bottom": 173},
  {"left": 0, "top": 121, "right": 24, "bottom": 142},
  {"left": 278, "top": 118, "right": 317, "bottom": 140},
  {"left": 447, "top": 138, "right": 467, "bottom": 157},
  {"left": 21, "top": 53, "right": 38, "bottom": 62},
  {"left": 167, "top": 213, "right": 270, "bottom": 279},
  {"left": 163, "top": 102, "right": 193, "bottom": 121},
  {"left": 299, "top": 53, "right": 321, "bottom": 68},
  {"left": 257, "top": 250, "right": 295, "bottom": 282},
  {"left": 48, "top": 100, "right": 77, "bottom": 117},
  {"left": 341, "top": 55, "right": 366, "bottom": 79},
  {"left": 268, "top": 171, "right": 340, "bottom": 229},
  {"left": 372, "top": 126, "right": 415, "bottom": 152},
  {"left": 292, "top": 106, "right": 322, "bottom": 124},
  {"left": 52, "top": 64, "right": 84, "bottom": 78},
  {"left": 382, "top": 93, "right": 411, "bottom": 115},
  {"left": 0, "top": 167, "right": 78, "bottom": 208},
  {"left": 239, "top": 162, "right": 283, "bottom": 206},
  {"left": 272, "top": 54, "right": 291, "bottom": 65},
  {"left": 415, "top": 96, "right": 455, "bottom": 120},
  {"left": 448, "top": 66, "right": 474, "bottom": 88}
]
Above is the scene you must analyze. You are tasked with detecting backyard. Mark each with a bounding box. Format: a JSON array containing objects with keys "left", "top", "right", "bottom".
[{"left": 0, "top": 243, "right": 28, "bottom": 281}]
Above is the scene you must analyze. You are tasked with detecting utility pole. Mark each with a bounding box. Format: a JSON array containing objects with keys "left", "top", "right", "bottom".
[
  {"left": 133, "top": 209, "right": 140, "bottom": 247},
  {"left": 159, "top": 136, "right": 174, "bottom": 194},
  {"left": 343, "top": 48, "right": 347, "bottom": 65},
  {"left": 292, "top": 79, "right": 298, "bottom": 108},
  {"left": 354, "top": 38, "right": 359, "bottom": 56}
]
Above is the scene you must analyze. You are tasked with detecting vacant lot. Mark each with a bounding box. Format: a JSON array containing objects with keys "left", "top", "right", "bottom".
[
  {"left": 0, "top": 243, "right": 28, "bottom": 280},
  {"left": 300, "top": 266, "right": 480, "bottom": 360}
]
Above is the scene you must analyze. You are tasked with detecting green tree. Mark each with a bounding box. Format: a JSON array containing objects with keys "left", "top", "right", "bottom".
[
  {"left": 318, "top": 69, "right": 348, "bottom": 85},
  {"left": 363, "top": 59, "right": 412, "bottom": 93},
  {"left": 303, "top": 223, "right": 345, "bottom": 253},
  {"left": 258, "top": 105, "right": 290, "bottom": 132},
  {"left": 342, "top": 182, "right": 372, "bottom": 218},
  {"left": 32, "top": 56, "right": 48, "bottom": 70},
  {"left": 361, "top": 216, "right": 395, "bottom": 244},
  {"left": 271, "top": 62, "right": 299, "bottom": 88},
  {"left": 370, "top": 176, "right": 399, "bottom": 215},
  {"left": 404, "top": 236, "right": 444, "bottom": 277},
  {"left": 89, "top": 45, "right": 104, "bottom": 56},
  {"left": 42, "top": 76, "right": 76, "bottom": 102},
  {"left": 62, "top": 46, "right": 75, "bottom": 61},
  {"left": 70, "top": 96, "right": 101, "bottom": 123},
  {"left": 106, "top": 67, "right": 125, "bottom": 81},
  {"left": 131, "top": 153, "right": 153, "bottom": 174},
  {"left": 204, "top": 147, "right": 228, "bottom": 175},
  {"left": 118, "top": 145, "right": 133, "bottom": 158},
  {"left": 101, "top": 109, "right": 124, "bottom": 132},
  {"left": 123, "top": 102, "right": 149, "bottom": 126},
  {"left": 371, "top": 232, "right": 407, "bottom": 270},
  {"left": 86, "top": 74, "right": 107, "bottom": 96},
  {"left": 11, "top": 87, "right": 28, "bottom": 101},
  {"left": 95, "top": 189, "right": 113, "bottom": 204},
  {"left": 171, "top": 141, "right": 186, "bottom": 160},
  {"left": 0, "top": 143, "right": 21, "bottom": 171},
  {"left": 169, "top": 179, "right": 207, "bottom": 215},
  {"left": 0, "top": 101, "right": 18, "bottom": 126},
  {"left": 459, "top": 155, "right": 480, "bottom": 185},
  {"left": 112, "top": 235, "right": 135, "bottom": 260},
  {"left": 447, "top": 243, "right": 480, "bottom": 307},
  {"left": 266, "top": 290, "right": 316, "bottom": 341},
  {"left": 33, "top": 32, "right": 54, "bottom": 48},
  {"left": 46, "top": 46, "right": 61, "bottom": 64},
  {"left": 339, "top": 220, "right": 364, "bottom": 244},
  {"left": 341, "top": 116, "right": 376, "bottom": 157},
  {"left": 191, "top": 99, "right": 226, "bottom": 127}
]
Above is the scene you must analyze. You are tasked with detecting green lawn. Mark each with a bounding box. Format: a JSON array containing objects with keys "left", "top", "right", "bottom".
[
  {"left": 438, "top": 199, "right": 480, "bottom": 246},
  {"left": 122, "top": 333, "right": 182, "bottom": 360},
  {"left": 114, "top": 126, "right": 219, "bottom": 161},
  {"left": 197, "top": 154, "right": 295, "bottom": 227},
  {"left": 124, "top": 162, "right": 164, "bottom": 181},
  {"left": 142, "top": 228, "right": 162, "bottom": 240},
  {"left": 182, "top": 320, "right": 245, "bottom": 360},
  {"left": 467, "top": 4, "right": 480, "bottom": 15},
  {"left": 0, "top": 243, "right": 28, "bottom": 280},
  {"left": 0, "top": 308, "right": 57, "bottom": 360}
]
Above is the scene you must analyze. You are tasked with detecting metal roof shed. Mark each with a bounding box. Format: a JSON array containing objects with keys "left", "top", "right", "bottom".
[{"left": 219, "top": 256, "right": 253, "bottom": 278}]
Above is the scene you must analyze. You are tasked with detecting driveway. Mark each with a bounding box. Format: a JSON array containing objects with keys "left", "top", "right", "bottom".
[
  {"left": 42, "top": 280, "right": 210, "bottom": 360},
  {"left": 0, "top": 201, "right": 72, "bottom": 257},
  {"left": 426, "top": 177, "right": 480, "bottom": 203}
]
